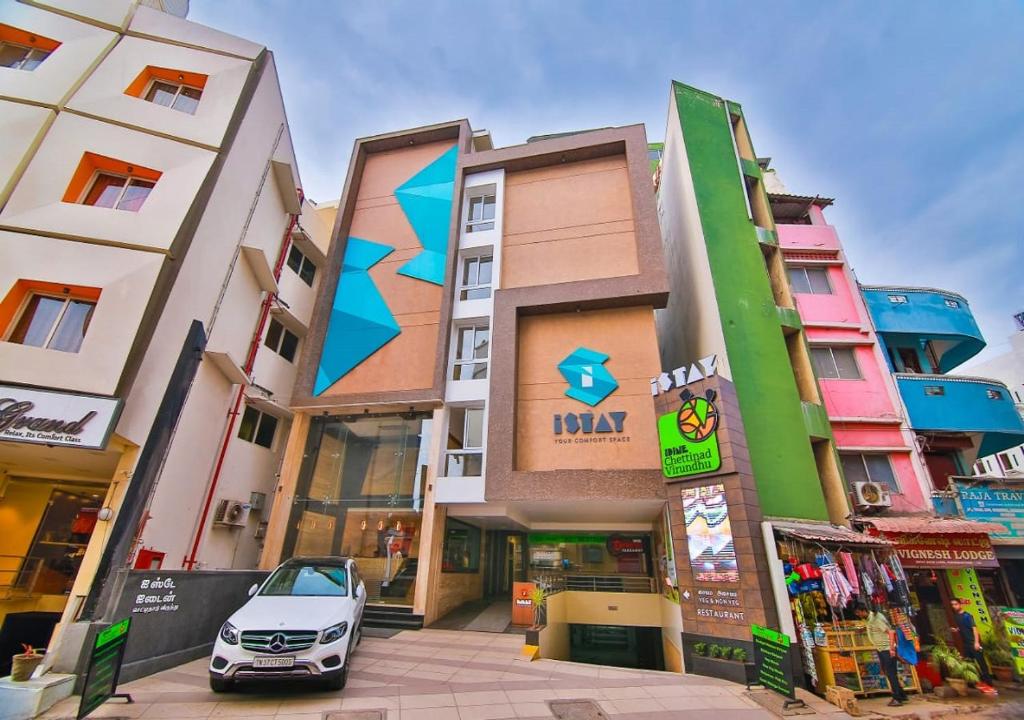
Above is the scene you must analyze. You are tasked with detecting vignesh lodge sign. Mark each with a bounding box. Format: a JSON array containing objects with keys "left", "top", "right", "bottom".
[{"left": 0, "top": 384, "right": 122, "bottom": 450}]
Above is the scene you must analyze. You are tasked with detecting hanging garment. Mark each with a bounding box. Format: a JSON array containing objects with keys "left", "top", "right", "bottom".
[
  {"left": 838, "top": 552, "right": 860, "bottom": 594},
  {"left": 820, "top": 563, "right": 854, "bottom": 609}
]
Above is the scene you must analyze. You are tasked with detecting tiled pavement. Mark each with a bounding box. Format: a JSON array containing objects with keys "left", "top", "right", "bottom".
[{"left": 39, "top": 629, "right": 780, "bottom": 720}]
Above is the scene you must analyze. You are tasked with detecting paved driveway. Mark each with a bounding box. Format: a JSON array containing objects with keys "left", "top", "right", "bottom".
[{"left": 42, "top": 629, "right": 774, "bottom": 720}]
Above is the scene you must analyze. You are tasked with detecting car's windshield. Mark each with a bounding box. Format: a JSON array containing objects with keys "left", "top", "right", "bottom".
[{"left": 261, "top": 564, "right": 348, "bottom": 596}]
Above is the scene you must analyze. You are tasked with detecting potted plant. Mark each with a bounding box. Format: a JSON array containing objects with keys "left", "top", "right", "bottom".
[
  {"left": 982, "top": 632, "right": 1015, "bottom": 682},
  {"left": 693, "top": 642, "right": 708, "bottom": 657},
  {"left": 931, "top": 639, "right": 977, "bottom": 696},
  {"left": 690, "top": 643, "right": 756, "bottom": 685},
  {"left": 11, "top": 644, "right": 44, "bottom": 682},
  {"left": 529, "top": 586, "right": 547, "bottom": 627}
]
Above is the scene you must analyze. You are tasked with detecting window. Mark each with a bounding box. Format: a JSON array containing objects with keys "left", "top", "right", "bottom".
[
  {"left": 899, "top": 347, "right": 924, "bottom": 373},
  {"left": 7, "top": 293, "right": 96, "bottom": 353},
  {"left": 973, "top": 461, "right": 985, "bottom": 476},
  {"left": 261, "top": 563, "right": 348, "bottom": 597},
  {"left": 888, "top": 294, "right": 908, "bottom": 304},
  {"left": 944, "top": 299, "right": 960, "bottom": 309},
  {"left": 82, "top": 173, "right": 155, "bottom": 212},
  {"left": 840, "top": 453, "right": 899, "bottom": 492},
  {"left": 286, "top": 245, "right": 317, "bottom": 287},
  {"left": 465, "top": 193, "right": 496, "bottom": 232},
  {"left": 445, "top": 407, "right": 484, "bottom": 477},
  {"left": 442, "top": 518, "right": 481, "bottom": 573},
  {"left": 238, "top": 406, "right": 278, "bottom": 449},
  {"left": 0, "top": 41, "right": 50, "bottom": 70},
  {"left": 459, "top": 255, "right": 493, "bottom": 300},
  {"left": 648, "top": 148, "right": 663, "bottom": 163},
  {"left": 452, "top": 324, "right": 489, "bottom": 380},
  {"left": 997, "top": 452, "right": 1015, "bottom": 472},
  {"left": 986, "top": 389, "right": 1003, "bottom": 400},
  {"left": 144, "top": 79, "right": 203, "bottom": 114},
  {"left": 810, "top": 346, "right": 861, "bottom": 379},
  {"left": 264, "top": 318, "right": 299, "bottom": 363},
  {"left": 924, "top": 385, "right": 945, "bottom": 396},
  {"left": 787, "top": 266, "right": 832, "bottom": 295}
]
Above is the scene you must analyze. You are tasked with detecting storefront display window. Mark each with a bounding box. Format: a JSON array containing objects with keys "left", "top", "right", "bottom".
[
  {"left": 442, "top": 518, "right": 481, "bottom": 573},
  {"left": 281, "top": 413, "right": 430, "bottom": 605},
  {"left": 526, "top": 533, "right": 652, "bottom": 590}
]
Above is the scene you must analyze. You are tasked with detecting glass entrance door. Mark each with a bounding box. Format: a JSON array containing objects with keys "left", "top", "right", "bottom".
[{"left": 484, "top": 531, "right": 526, "bottom": 597}]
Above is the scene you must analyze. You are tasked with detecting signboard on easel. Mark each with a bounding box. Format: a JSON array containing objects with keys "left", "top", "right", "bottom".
[
  {"left": 751, "top": 624, "right": 801, "bottom": 706},
  {"left": 77, "top": 618, "right": 133, "bottom": 720}
]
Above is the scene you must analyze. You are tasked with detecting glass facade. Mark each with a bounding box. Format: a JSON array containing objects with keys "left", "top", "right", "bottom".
[{"left": 282, "top": 413, "right": 431, "bottom": 605}]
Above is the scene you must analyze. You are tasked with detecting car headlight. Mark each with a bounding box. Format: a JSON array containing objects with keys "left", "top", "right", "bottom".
[
  {"left": 219, "top": 621, "right": 239, "bottom": 645},
  {"left": 320, "top": 621, "right": 348, "bottom": 644}
]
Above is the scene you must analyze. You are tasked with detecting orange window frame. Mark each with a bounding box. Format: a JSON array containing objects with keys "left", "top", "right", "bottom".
[
  {"left": 63, "top": 152, "right": 162, "bottom": 206},
  {"left": 0, "top": 280, "right": 102, "bottom": 341},
  {"left": 0, "top": 24, "right": 61, "bottom": 54}
]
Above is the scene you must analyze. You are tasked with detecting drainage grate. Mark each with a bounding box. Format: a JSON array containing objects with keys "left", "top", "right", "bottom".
[
  {"left": 548, "top": 699, "right": 609, "bottom": 720},
  {"left": 323, "top": 711, "right": 385, "bottom": 720}
]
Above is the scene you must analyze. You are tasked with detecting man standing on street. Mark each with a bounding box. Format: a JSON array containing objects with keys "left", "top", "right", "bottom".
[
  {"left": 856, "top": 604, "right": 908, "bottom": 706},
  {"left": 951, "top": 599, "right": 995, "bottom": 690}
]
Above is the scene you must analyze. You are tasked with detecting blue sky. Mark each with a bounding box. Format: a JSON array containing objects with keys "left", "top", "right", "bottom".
[{"left": 192, "top": 0, "right": 1023, "bottom": 363}]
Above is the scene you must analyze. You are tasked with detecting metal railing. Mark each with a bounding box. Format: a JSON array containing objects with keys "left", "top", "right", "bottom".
[
  {"left": 563, "top": 575, "right": 656, "bottom": 594},
  {"left": 0, "top": 555, "right": 44, "bottom": 598}
]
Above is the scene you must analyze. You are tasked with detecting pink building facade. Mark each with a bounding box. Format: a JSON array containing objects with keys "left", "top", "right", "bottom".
[{"left": 770, "top": 193, "right": 931, "bottom": 515}]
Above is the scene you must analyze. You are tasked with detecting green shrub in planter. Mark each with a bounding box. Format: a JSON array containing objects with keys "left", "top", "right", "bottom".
[
  {"left": 708, "top": 644, "right": 723, "bottom": 659},
  {"left": 693, "top": 642, "right": 708, "bottom": 657},
  {"left": 732, "top": 647, "right": 748, "bottom": 662}
]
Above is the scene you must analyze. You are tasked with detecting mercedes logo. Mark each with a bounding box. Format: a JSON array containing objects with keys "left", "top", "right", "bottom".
[{"left": 268, "top": 633, "right": 287, "bottom": 653}]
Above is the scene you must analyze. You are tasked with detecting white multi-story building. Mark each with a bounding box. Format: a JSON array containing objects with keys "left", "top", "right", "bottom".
[
  {"left": 969, "top": 317, "right": 1024, "bottom": 478},
  {"left": 0, "top": 0, "right": 326, "bottom": 682}
]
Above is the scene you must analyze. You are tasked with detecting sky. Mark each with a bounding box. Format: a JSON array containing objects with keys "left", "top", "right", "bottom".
[{"left": 191, "top": 0, "right": 1024, "bottom": 365}]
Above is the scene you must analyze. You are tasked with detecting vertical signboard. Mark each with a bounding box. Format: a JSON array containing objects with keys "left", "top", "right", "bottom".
[
  {"left": 1000, "top": 609, "right": 1024, "bottom": 677},
  {"left": 77, "top": 618, "right": 132, "bottom": 720},
  {"left": 752, "top": 624, "right": 797, "bottom": 702}
]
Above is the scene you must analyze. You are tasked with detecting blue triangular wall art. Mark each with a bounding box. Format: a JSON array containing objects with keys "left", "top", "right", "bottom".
[
  {"left": 314, "top": 237, "right": 399, "bottom": 395},
  {"left": 395, "top": 144, "right": 458, "bottom": 286}
]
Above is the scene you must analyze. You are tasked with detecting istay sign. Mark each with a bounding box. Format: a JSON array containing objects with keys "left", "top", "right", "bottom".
[
  {"left": 0, "top": 384, "right": 122, "bottom": 450},
  {"left": 880, "top": 531, "right": 998, "bottom": 569}
]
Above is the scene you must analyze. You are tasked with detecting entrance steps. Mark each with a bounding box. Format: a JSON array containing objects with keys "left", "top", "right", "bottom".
[{"left": 363, "top": 604, "right": 423, "bottom": 631}]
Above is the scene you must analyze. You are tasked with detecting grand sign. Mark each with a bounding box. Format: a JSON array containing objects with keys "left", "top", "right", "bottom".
[
  {"left": 879, "top": 531, "right": 998, "bottom": 569},
  {"left": 0, "top": 385, "right": 122, "bottom": 450},
  {"left": 955, "top": 481, "right": 1022, "bottom": 541}
]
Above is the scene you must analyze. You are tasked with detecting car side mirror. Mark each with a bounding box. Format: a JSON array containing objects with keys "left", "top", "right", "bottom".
[{"left": 248, "top": 583, "right": 259, "bottom": 597}]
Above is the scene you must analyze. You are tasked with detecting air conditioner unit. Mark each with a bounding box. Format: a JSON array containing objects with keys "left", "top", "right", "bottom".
[
  {"left": 214, "top": 498, "right": 251, "bottom": 527},
  {"left": 853, "top": 481, "right": 892, "bottom": 510}
]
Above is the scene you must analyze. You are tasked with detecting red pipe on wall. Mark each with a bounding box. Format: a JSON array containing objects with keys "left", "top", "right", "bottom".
[{"left": 183, "top": 189, "right": 304, "bottom": 569}]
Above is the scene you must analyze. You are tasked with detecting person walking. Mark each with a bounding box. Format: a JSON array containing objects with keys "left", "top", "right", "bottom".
[
  {"left": 856, "top": 604, "right": 908, "bottom": 706},
  {"left": 951, "top": 599, "right": 995, "bottom": 689}
]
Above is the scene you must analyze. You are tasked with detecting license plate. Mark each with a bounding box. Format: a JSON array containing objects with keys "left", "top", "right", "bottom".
[{"left": 253, "top": 656, "right": 295, "bottom": 668}]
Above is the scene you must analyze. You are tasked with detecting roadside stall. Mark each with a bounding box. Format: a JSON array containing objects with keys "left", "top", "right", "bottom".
[
  {"left": 857, "top": 516, "right": 1008, "bottom": 688},
  {"left": 767, "top": 520, "right": 920, "bottom": 699}
]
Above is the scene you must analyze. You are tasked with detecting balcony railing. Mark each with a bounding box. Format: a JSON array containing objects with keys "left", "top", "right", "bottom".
[
  {"left": 862, "top": 285, "right": 984, "bottom": 371},
  {"left": 563, "top": 575, "right": 657, "bottom": 593},
  {"left": 896, "top": 374, "right": 1024, "bottom": 457}
]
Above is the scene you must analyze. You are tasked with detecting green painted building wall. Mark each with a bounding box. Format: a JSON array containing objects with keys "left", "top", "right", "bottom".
[{"left": 664, "top": 81, "right": 830, "bottom": 521}]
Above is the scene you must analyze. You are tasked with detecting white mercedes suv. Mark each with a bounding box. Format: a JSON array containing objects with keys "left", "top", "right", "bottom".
[{"left": 209, "top": 556, "right": 366, "bottom": 691}]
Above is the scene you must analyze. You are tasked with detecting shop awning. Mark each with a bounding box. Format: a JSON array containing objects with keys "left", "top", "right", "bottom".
[
  {"left": 770, "top": 520, "right": 893, "bottom": 546},
  {"left": 858, "top": 516, "right": 1008, "bottom": 535}
]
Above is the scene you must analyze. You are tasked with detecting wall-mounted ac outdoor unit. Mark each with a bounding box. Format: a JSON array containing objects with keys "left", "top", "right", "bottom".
[
  {"left": 213, "top": 498, "right": 251, "bottom": 527},
  {"left": 853, "top": 481, "right": 892, "bottom": 510}
]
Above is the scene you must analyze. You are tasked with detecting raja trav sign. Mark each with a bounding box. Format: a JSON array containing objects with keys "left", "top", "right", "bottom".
[{"left": 0, "top": 384, "right": 122, "bottom": 450}]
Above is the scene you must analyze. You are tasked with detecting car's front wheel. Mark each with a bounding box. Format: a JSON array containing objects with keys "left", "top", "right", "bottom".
[
  {"left": 323, "top": 664, "right": 348, "bottom": 691},
  {"left": 209, "top": 676, "right": 233, "bottom": 693}
]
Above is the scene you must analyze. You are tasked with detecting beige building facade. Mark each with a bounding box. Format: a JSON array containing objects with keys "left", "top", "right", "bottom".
[{"left": 0, "top": 0, "right": 327, "bottom": 678}]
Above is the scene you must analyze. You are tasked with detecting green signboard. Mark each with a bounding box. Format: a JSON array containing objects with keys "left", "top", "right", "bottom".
[
  {"left": 77, "top": 618, "right": 132, "bottom": 720},
  {"left": 1000, "top": 608, "right": 1024, "bottom": 678},
  {"left": 752, "top": 624, "right": 796, "bottom": 701},
  {"left": 658, "top": 388, "right": 721, "bottom": 478}
]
